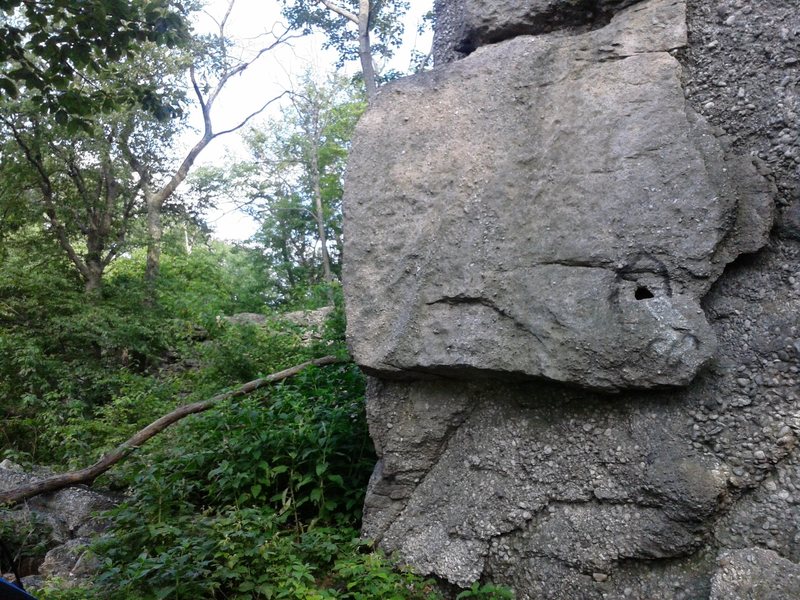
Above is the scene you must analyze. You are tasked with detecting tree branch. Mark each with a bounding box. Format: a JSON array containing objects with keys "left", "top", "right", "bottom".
[
  {"left": 204, "top": 28, "right": 299, "bottom": 111},
  {"left": 119, "top": 125, "right": 150, "bottom": 184},
  {"left": 213, "top": 90, "right": 290, "bottom": 138},
  {"left": 0, "top": 116, "right": 94, "bottom": 280},
  {"left": 154, "top": 88, "right": 289, "bottom": 208},
  {"left": 358, "top": 0, "right": 377, "bottom": 102},
  {"left": 0, "top": 356, "right": 346, "bottom": 507},
  {"left": 316, "top": 0, "right": 358, "bottom": 24}
]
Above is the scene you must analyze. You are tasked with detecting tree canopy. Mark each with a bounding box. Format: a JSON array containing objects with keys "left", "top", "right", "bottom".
[
  {"left": 279, "top": 0, "right": 410, "bottom": 100},
  {"left": 0, "top": 0, "right": 189, "bottom": 122}
]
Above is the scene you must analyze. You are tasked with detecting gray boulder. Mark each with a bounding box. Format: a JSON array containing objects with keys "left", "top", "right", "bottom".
[
  {"left": 223, "top": 312, "right": 268, "bottom": 326},
  {"left": 344, "top": 0, "right": 773, "bottom": 392},
  {"left": 37, "top": 538, "right": 100, "bottom": 587},
  {"left": 283, "top": 306, "right": 334, "bottom": 329},
  {"left": 345, "top": 0, "right": 800, "bottom": 596},
  {"left": 0, "top": 461, "right": 116, "bottom": 586}
]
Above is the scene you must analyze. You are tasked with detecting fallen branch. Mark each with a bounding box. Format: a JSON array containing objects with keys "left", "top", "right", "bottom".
[{"left": 0, "top": 356, "right": 344, "bottom": 507}]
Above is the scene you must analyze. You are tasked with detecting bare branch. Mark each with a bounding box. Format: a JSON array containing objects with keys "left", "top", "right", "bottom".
[
  {"left": 119, "top": 124, "right": 149, "bottom": 184},
  {"left": 0, "top": 356, "right": 346, "bottom": 507},
  {"left": 153, "top": 80, "right": 288, "bottom": 208},
  {"left": 189, "top": 64, "right": 212, "bottom": 138},
  {"left": 219, "top": 0, "right": 235, "bottom": 33},
  {"left": 65, "top": 152, "right": 92, "bottom": 216},
  {"left": 213, "top": 90, "right": 290, "bottom": 138},
  {"left": 316, "top": 0, "right": 358, "bottom": 24},
  {"left": 205, "top": 28, "right": 301, "bottom": 111}
]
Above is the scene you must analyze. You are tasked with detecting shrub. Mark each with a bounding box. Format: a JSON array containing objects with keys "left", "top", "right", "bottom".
[{"left": 84, "top": 362, "right": 380, "bottom": 599}]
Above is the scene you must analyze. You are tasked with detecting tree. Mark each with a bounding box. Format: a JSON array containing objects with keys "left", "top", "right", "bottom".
[
  {"left": 0, "top": 114, "right": 140, "bottom": 293},
  {"left": 0, "top": 0, "right": 188, "bottom": 123},
  {"left": 279, "top": 0, "right": 409, "bottom": 102},
  {"left": 0, "top": 37, "right": 188, "bottom": 293},
  {"left": 237, "top": 75, "right": 365, "bottom": 306},
  {"left": 0, "top": 0, "right": 297, "bottom": 294},
  {"left": 122, "top": 1, "right": 296, "bottom": 291}
]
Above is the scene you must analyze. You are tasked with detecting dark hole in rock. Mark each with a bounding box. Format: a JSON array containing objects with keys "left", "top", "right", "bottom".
[{"left": 635, "top": 286, "right": 655, "bottom": 300}]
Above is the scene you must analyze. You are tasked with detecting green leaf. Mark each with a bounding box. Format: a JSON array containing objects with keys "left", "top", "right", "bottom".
[{"left": 0, "top": 76, "right": 18, "bottom": 98}]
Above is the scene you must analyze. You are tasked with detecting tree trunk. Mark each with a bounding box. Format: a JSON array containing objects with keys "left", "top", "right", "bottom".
[
  {"left": 310, "top": 133, "right": 336, "bottom": 307},
  {"left": 84, "top": 264, "right": 104, "bottom": 295},
  {"left": 184, "top": 223, "right": 193, "bottom": 255},
  {"left": 358, "top": 0, "right": 377, "bottom": 103},
  {"left": 144, "top": 192, "right": 163, "bottom": 298}
]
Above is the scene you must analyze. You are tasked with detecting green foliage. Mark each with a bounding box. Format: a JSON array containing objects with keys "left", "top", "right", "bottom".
[
  {"left": 151, "top": 243, "right": 273, "bottom": 322},
  {"left": 81, "top": 362, "right": 380, "bottom": 599},
  {"left": 221, "top": 74, "right": 365, "bottom": 308},
  {"left": 0, "top": 0, "right": 190, "bottom": 124},
  {"left": 329, "top": 543, "right": 443, "bottom": 599},
  {"left": 0, "top": 234, "right": 171, "bottom": 463},
  {"left": 193, "top": 322, "right": 305, "bottom": 386},
  {"left": 33, "top": 582, "right": 98, "bottom": 600},
  {"left": 0, "top": 508, "right": 55, "bottom": 573},
  {"left": 279, "top": 0, "right": 409, "bottom": 70},
  {"left": 0, "top": 34, "right": 192, "bottom": 290},
  {"left": 0, "top": 233, "right": 278, "bottom": 465}
]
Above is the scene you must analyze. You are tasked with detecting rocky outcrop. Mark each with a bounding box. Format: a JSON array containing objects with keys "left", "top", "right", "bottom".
[
  {"left": 345, "top": 0, "right": 772, "bottom": 392},
  {"left": 433, "top": 0, "right": 644, "bottom": 62},
  {"left": 0, "top": 461, "right": 116, "bottom": 588},
  {"left": 223, "top": 307, "right": 334, "bottom": 346},
  {"left": 344, "top": 0, "right": 799, "bottom": 597}
]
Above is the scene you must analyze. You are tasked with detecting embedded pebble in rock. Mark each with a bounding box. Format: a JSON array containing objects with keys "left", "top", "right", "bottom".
[{"left": 710, "top": 548, "right": 800, "bottom": 600}]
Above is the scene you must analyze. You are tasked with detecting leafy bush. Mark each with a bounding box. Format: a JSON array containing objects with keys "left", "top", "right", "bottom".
[
  {"left": 0, "top": 509, "right": 55, "bottom": 576},
  {"left": 192, "top": 319, "right": 312, "bottom": 388},
  {"left": 82, "top": 362, "right": 381, "bottom": 599},
  {"left": 0, "top": 236, "right": 299, "bottom": 466},
  {"left": 0, "top": 241, "right": 173, "bottom": 464}
]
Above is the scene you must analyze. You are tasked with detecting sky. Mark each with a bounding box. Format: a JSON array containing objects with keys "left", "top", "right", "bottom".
[{"left": 185, "top": 0, "right": 434, "bottom": 242}]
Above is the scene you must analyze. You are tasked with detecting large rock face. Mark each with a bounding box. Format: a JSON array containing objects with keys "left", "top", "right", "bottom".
[
  {"left": 344, "top": 0, "right": 800, "bottom": 597},
  {"left": 345, "top": 0, "right": 772, "bottom": 392}
]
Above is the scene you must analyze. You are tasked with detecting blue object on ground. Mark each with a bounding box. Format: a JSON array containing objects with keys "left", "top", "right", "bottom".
[{"left": 0, "top": 577, "right": 37, "bottom": 600}]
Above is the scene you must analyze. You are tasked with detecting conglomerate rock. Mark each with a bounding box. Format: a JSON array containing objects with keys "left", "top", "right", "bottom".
[
  {"left": 343, "top": 0, "right": 800, "bottom": 597},
  {"left": 709, "top": 548, "right": 800, "bottom": 600},
  {"left": 344, "top": 0, "right": 773, "bottom": 392},
  {"left": 0, "top": 460, "right": 116, "bottom": 587}
]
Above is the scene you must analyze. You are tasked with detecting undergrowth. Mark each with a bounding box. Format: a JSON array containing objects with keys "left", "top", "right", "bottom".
[{"left": 0, "top": 247, "right": 514, "bottom": 599}]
